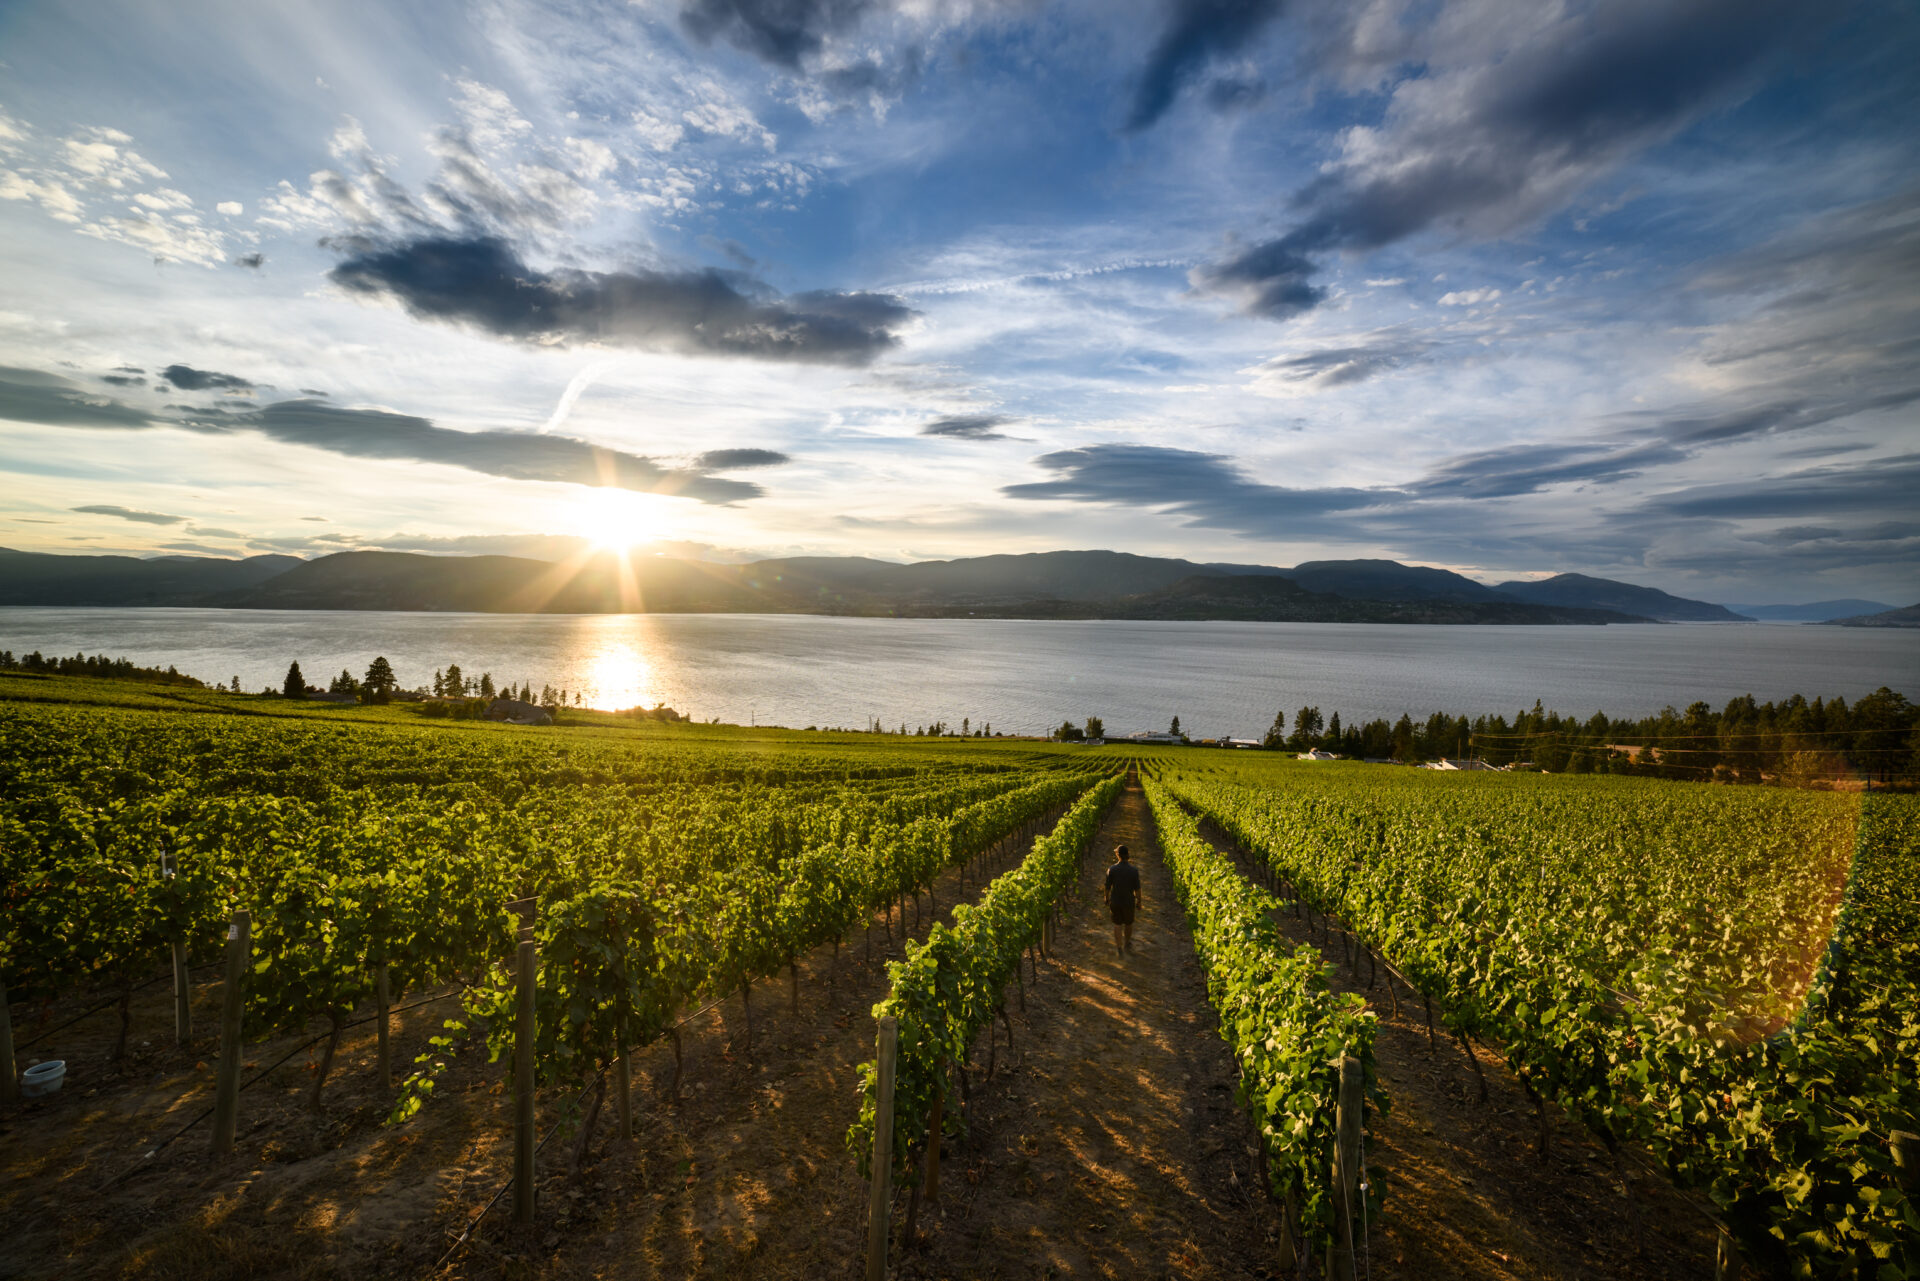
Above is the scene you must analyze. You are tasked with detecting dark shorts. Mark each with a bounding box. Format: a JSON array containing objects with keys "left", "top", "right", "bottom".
[{"left": 1110, "top": 902, "right": 1136, "bottom": 925}]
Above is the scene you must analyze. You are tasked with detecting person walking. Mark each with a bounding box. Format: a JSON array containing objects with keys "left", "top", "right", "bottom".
[{"left": 1104, "top": 844, "right": 1142, "bottom": 957}]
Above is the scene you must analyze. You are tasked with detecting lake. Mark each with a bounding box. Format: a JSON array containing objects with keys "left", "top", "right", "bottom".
[{"left": 0, "top": 608, "right": 1912, "bottom": 738}]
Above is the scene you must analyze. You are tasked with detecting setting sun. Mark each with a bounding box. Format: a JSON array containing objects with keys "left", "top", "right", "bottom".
[{"left": 574, "top": 488, "right": 667, "bottom": 552}]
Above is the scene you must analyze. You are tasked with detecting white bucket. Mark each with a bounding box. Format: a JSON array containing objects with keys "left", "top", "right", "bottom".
[{"left": 21, "top": 1060, "right": 66, "bottom": 1097}]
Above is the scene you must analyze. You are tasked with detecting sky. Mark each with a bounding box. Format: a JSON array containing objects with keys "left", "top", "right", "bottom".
[{"left": 0, "top": 0, "right": 1916, "bottom": 605}]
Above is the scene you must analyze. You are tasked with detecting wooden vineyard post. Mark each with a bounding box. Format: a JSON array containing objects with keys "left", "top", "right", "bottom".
[
  {"left": 1327, "top": 1054, "right": 1364, "bottom": 1281},
  {"left": 375, "top": 963, "right": 392, "bottom": 1090},
  {"left": 161, "top": 851, "right": 191, "bottom": 1046},
  {"left": 924, "top": 1065, "right": 945, "bottom": 1204},
  {"left": 171, "top": 936, "right": 192, "bottom": 1046},
  {"left": 1892, "top": 1130, "right": 1918, "bottom": 1194},
  {"left": 210, "top": 910, "right": 251, "bottom": 1155},
  {"left": 866, "top": 1015, "right": 899, "bottom": 1281},
  {"left": 511, "top": 898, "right": 538, "bottom": 1225},
  {"left": 1715, "top": 1227, "right": 1741, "bottom": 1280},
  {"left": 0, "top": 975, "right": 17, "bottom": 1104},
  {"left": 615, "top": 1014, "right": 633, "bottom": 1141}
]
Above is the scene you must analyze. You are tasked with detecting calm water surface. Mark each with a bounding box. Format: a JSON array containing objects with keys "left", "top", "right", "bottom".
[{"left": 0, "top": 608, "right": 1913, "bottom": 739}]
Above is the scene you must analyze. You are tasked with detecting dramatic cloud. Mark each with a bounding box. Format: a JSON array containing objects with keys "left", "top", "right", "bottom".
[
  {"left": 161, "top": 363, "right": 254, "bottom": 392},
  {"left": 1128, "top": 0, "right": 1286, "bottom": 131},
  {"left": 71, "top": 503, "right": 184, "bottom": 525},
  {"left": 921, "top": 413, "right": 1015, "bottom": 440},
  {"left": 329, "top": 236, "right": 915, "bottom": 365},
  {"left": 1636, "top": 454, "right": 1920, "bottom": 522},
  {"left": 1408, "top": 439, "right": 1688, "bottom": 500},
  {"left": 1003, "top": 443, "right": 1383, "bottom": 537},
  {"left": 1246, "top": 331, "right": 1435, "bottom": 393},
  {"left": 693, "top": 448, "right": 791, "bottom": 469},
  {"left": 1189, "top": 242, "right": 1323, "bottom": 320},
  {"left": 679, "top": 0, "right": 884, "bottom": 69},
  {"left": 0, "top": 368, "right": 775, "bottom": 505},
  {"left": 0, "top": 366, "right": 155, "bottom": 428},
  {"left": 1194, "top": 0, "right": 1810, "bottom": 318},
  {"left": 182, "top": 399, "right": 770, "bottom": 503}
]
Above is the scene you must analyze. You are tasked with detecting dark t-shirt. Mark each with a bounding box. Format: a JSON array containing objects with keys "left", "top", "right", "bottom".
[{"left": 1105, "top": 861, "right": 1141, "bottom": 910}]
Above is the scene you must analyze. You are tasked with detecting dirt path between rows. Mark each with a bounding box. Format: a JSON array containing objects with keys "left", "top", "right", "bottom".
[
  {"left": 898, "top": 781, "right": 1285, "bottom": 1279},
  {"left": 1194, "top": 814, "right": 1726, "bottom": 1281}
]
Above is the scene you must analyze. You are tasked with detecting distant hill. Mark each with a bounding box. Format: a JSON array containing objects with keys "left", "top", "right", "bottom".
[
  {"left": 1279, "top": 559, "right": 1508, "bottom": 604},
  {"left": 0, "top": 547, "right": 300, "bottom": 606},
  {"left": 1824, "top": 603, "right": 1920, "bottom": 628},
  {"left": 1726, "top": 599, "right": 1896, "bottom": 622},
  {"left": 748, "top": 549, "right": 1267, "bottom": 605},
  {"left": 1084, "top": 575, "right": 1648, "bottom": 624},
  {"left": 0, "top": 546, "right": 1688, "bottom": 623},
  {"left": 1493, "top": 572, "right": 1749, "bottom": 622}
]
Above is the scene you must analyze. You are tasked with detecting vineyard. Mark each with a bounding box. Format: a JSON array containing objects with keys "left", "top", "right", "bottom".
[
  {"left": 1152, "top": 754, "right": 1918, "bottom": 1278},
  {"left": 1, "top": 677, "right": 1914, "bottom": 1280}
]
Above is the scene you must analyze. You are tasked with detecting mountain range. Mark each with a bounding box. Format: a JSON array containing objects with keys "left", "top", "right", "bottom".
[{"left": 0, "top": 547, "right": 1767, "bottom": 624}]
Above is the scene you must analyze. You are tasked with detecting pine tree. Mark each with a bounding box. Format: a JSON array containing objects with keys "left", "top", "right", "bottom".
[
  {"left": 363, "top": 657, "right": 396, "bottom": 702},
  {"left": 1263, "top": 709, "right": 1287, "bottom": 750},
  {"left": 282, "top": 661, "right": 305, "bottom": 699}
]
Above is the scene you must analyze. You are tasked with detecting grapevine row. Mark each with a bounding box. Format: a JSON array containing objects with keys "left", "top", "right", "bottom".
[
  {"left": 849, "top": 772, "right": 1125, "bottom": 1182},
  {"left": 1165, "top": 762, "right": 1916, "bottom": 1276},
  {"left": 1143, "top": 774, "right": 1379, "bottom": 1259}
]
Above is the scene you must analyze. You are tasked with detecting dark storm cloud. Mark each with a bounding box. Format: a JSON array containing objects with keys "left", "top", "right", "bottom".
[
  {"left": 679, "top": 0, "right": 885, "bottom": 69},
  {"left": 1003, "top": 443, "right": 1383, "bottom": 537},
  {"left": 71, "top": 504, "right": 185, "bottom": 526},
  {"left": 0, "top": 367, "right": 155, "bottom": 428},
  {"left": 1195, "top": 0, "right": 1810, "bottom": 318},
  {"left": 693, "top": 448, "right": 791, "bottom": 469},
  {"left": 177, "top": 399, "right": 767, "bottom": 504},
  {"left": 1127, "top": 0, "right": 1287, "bottom": 132},
  {"left": 161, "top": 364, "right": 255, "bottom": 392},
  {"left": 922, "top": 413, "right": 1016, "bottom": 441},
  {"left": 99, "top": 374, "right": 144, "bottom": 387},
  {"left": 329, "top": 236, "right": 915, "bottom": 366}
]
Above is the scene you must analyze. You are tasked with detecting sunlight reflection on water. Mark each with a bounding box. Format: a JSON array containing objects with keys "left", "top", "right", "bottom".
[{"left": 0, "top": 609, "right": 1914, "bottom": 740}]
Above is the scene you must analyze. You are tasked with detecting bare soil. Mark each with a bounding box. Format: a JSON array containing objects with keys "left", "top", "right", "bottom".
[{"left": 891, "top": 780, "right": 1286, "bottom": 1280}]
